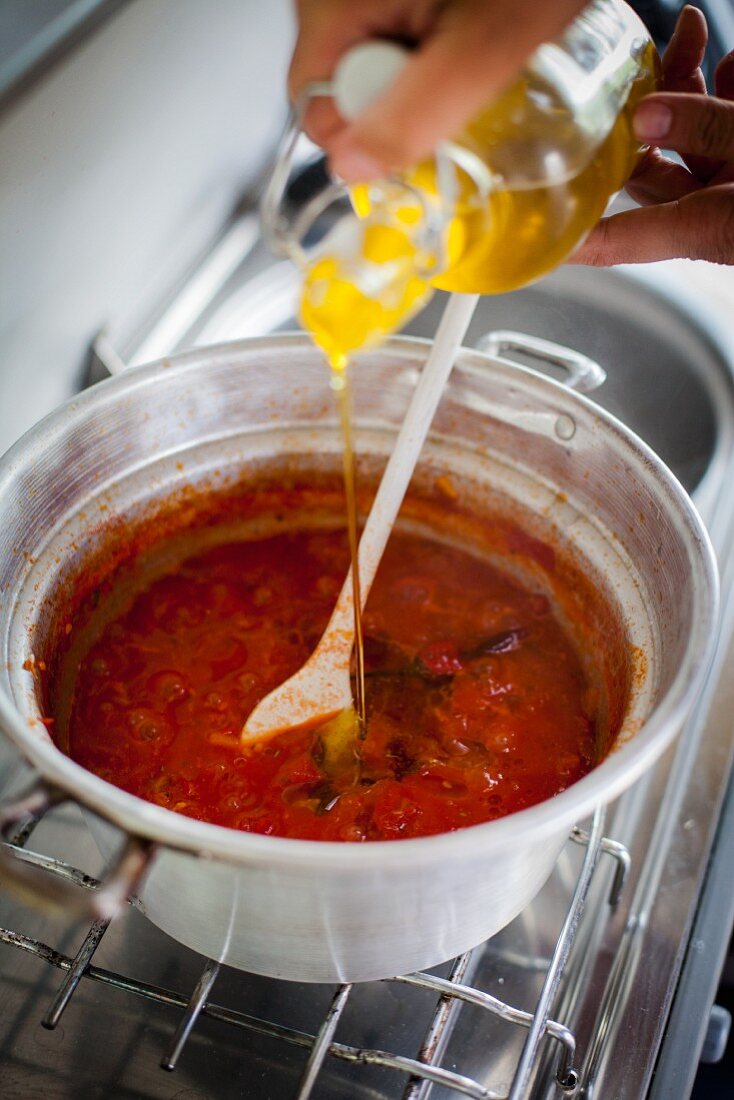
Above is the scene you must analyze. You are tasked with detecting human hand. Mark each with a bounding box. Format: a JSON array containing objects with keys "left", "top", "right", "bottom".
[
  {"left": 573, "top": 6, "right": 734, "bottom": 267},
  {"left": 288, "top": 0, "right": 587, "bottom": 182}
]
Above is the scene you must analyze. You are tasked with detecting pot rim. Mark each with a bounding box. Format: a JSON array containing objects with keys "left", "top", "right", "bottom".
[{"left": 0, "top": 334, "right": 720, "bottom": 870}]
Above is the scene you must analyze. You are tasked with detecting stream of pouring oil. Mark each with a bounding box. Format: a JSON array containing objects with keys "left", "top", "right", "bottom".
[
  {"left": 292, "top": 230, "right": 473, "bottom": 778},
  {"left": 333, "top": 368, "right": 367, "bottom": 733},
  {"left": 298, "top": 223, "right": 439, "bottom": 745}
]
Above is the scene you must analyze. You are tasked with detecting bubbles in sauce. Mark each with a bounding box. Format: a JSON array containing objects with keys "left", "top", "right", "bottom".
[{"left": 58, "top": 526, "right": 601, "bottom": 842}]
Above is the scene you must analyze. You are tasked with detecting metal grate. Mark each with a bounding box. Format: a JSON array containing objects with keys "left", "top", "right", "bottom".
[{"left": 0, "top": 801, "right": 630, "bottom": 1100}]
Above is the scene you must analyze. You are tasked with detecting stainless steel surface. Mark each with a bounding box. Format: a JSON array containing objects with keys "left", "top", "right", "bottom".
[
  {"left": 473, "top": 332, "right": 606, "bottom": 395},
  {"left": 1, "top": 229, "right": 733, "bottom": 1092},
  {"left": 0, "top": 0, "right": 293, "bottom": 454},
  {"left": 182, "top": 258, "right": 730, "bottom": 499},
  {"left": 151, "top": 255, "right": 734, "bottom": 1093},
  {"left": 0, "top": 332, "right": 717, "bottom": 982},
  {"left": 1, "top": 796, "right": 624, "bottom": 1098},
  {"left": 0, "top": 0, "right": 126, "bottom": 111},
  {"left": 0, "top": 779, "right": 151, "bottom": 920}
]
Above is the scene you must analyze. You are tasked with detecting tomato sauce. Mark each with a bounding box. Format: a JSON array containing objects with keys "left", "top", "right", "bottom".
[{"left": 60, "top": 525, "right": 600, "bottom": 842}]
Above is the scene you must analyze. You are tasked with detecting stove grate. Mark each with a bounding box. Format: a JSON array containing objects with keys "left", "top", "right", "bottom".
[{"left": 0, "top": 800, "right": 629, "bottom": 1099}]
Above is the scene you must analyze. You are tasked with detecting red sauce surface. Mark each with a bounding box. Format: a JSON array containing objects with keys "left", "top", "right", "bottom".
[{"left": 63, "top": 528, "right": 599, "bottom": 841}]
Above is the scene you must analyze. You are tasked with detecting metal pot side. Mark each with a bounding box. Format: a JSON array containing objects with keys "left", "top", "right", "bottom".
[{"left": 0, "top": 336, "right": 718, "bottom": 981}]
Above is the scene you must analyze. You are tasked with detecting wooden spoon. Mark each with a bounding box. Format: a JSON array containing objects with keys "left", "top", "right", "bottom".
[{"left": 240, "top": 292, "right": 479, "bottom": 745}]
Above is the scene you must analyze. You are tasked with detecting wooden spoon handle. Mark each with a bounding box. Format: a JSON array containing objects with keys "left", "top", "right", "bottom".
[{"left": 323, "top": 292, "right": 479, "bottom": 641}]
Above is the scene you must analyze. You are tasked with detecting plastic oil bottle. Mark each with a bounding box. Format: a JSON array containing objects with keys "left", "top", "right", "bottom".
[
  {"left": 272, "top": 0, "right": 658, "bottom": 743},
  {"left": 299, "top": 0, "right": 659, "bottom": 356}
]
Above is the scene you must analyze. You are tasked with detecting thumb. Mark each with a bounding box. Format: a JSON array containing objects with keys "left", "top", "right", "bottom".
[{"left": 633, "top": 93, "right": 734, "bottom": 163}]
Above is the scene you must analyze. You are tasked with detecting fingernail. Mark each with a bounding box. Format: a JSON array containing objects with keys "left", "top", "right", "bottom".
[
  {"left": 331, "top": 147, "right": 385, "bottom": 182},
  {"left": 634, "top": 101, "right": 673, "bottom": 141}
]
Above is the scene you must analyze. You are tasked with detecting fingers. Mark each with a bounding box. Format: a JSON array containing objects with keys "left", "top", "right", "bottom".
[
  {"left": 662, "top": 5, "right": 707, "bottom": 94},
  {"left": 589, "top": 20, "right": 734, "bottom": 270},
  {"left": 707, "top": 51, "right": 734, "bottom": 182},
  {"left": 288, "top": 0, "right": 376, "bottom": 102},
  {"left": 571, "top": 184, "right": 734, "bottom": 266},
  {"left": 298, "top": 100, "right": 346, "bottom": 152},
  {"left": 659, "top": 5, "right": 710, "bottom": 179},
  {"left": 288, "top": 0, "right": 384, "bottom": 148},
  {"left": 625, "top": 148, "right": 701, "bottom": 206},
  {"left": 634, "top": 92, "right": 734, "bottom": 163},
  {"left": 328, "top": 0, "right": 589, "bottom": 180},
  {"left": 715, "top": 50, "right": 734, "bottom": 100}
]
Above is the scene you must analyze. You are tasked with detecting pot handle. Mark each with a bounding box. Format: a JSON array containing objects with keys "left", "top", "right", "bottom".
[
  {"left": 0, "top": 779, "right": 153, "bottom": 921},
  {"left": 475, "top": 330, "right": 606, "bottom": 394}
]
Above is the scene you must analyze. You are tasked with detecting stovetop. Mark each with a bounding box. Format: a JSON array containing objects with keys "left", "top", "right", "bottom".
[{"left": 2, "top": 226, "right": 734, "bottom": 1098}]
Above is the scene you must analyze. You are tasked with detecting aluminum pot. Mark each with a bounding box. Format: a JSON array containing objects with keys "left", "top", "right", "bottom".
[{"left": 0, "top": 335, "right": 718, "bottom": 982}]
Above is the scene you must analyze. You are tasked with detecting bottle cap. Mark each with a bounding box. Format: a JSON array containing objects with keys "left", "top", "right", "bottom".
[{"left": 333, "top": 41, "right": 409, "bottom": 121}]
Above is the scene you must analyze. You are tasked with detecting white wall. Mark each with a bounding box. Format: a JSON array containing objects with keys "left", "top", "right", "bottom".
[{"left": 0, "top": 0, "right": 294, "bottom": 453}]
